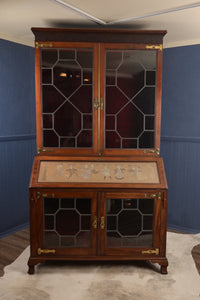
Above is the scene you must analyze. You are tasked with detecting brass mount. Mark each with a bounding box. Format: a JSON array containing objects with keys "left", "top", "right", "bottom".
[
  {"left": 142, "top": 248, "right": 159, "bottom": 255},
  {"left": 145, "top": 192, "right": 162, "bottom": 200},
  {"left": 36, "top": 192, "right": 55, "bottom": 199},
  {"left": 143, "top": 148, "right": 160, "bottom": 156},
  {"left": 35, "top": 42, "right": 53, "bottom": 49},
  {"left": 37, "top": 248, "right": 56, "bottom": 255},
  {"left": 37, "top": 148, "right": 54, "bottom": 154},
  {"left": 146, "top": 44, "right": 163, "bottom": 51}
]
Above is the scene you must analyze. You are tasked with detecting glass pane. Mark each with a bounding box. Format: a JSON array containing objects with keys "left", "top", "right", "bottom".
[
  {"left": 70, "top": 86, "right": 92, "bottom": 113},
  {"left": 83, "top": 70, "right": 93, "bottom": 85},
  {"left": 122, "top": 139, "right": 137, "bottom": 149},
  {"left": 145, "top": 116, "right": 155, "bottom": 130},
  {"left": 77, "top": 50, "right": 93, "bottom": 68},
  {"left": 76, "top": 231, "right": 91, "bottom": 247},
  {"left": 43, "top": 197, "right": 92, "bottom": 248},
  {"left": 60, "top": 137, "right": 75, "bottom": 148},
  {"left": 43, "top": 114, "right": 52, "bottom": 129},
  {"left": 41, "top": 50, "right": 58, "bottom": 67},
  {"left": 106, "top": 116, "right": 115, "bottom": 130},
  {"left": 106, "top": 70, "right": 116, "bottom": 85},
  {"left": 44, "top": 216, "right": 54, "bottom": 230},
  {"left": 107, "top": 216, "right": 117, "bottom": 230},
  {"left": 42, "top": 69, "right": 52, "bottom": 84},
  {"left": 106, "top": 87, "right": 128, "bottom": 114},
  {"left": 44, "top": 198, "right": 59, "bottom": 214},
  {"left": 139, "top": 131, "right": 154, "bottom": 148},
  {"left": 105, "top": 49, "right": 157, "bottom": 150},
  {"left": 133, "top": 87, "right": 155, "bottom": 114},
  {"left": 43, "top": 130, "right": 59, "bottom": 147},
  {"left": 83, "top": 115, "right": 92, "bottom": 129},
  {"left": 76, "top": 198, "right": 91, "bottom": 214},
  {"left": 53, "top": 61, "right": 81, "bottom": 98},
  {"left": 106, "top": 52, "right": 122, "bottom": 69},
  {"left": 81, "top": 216, "right": 91, "bottom": 230},
  {"left": 117, "top": 103, "right": 143, "bottom": 138},
  {"left": 146, "top": 71, "right": 156, "bottom": 85},
  {"left": 106, "top": 131, "right": 121, "bottom": 149},
  {"left": 41, "top": 48, "right": 94, "bottom": 149},
  {"left": 60, "top": 198, "right": 74, "bottom": 208},
  {"left": 44, "top": 231, "right": 59, "bottom": 247},
  {"left": 77, "top": 130, "right": 92, "bottom": 148},
  {"left": 117, "top": 54, "right": 145, "bottom": 99},
  {"left": 106, "top": 198, "right": 154, "bottom": 248},
  {"left": 56, "top": 210, "right": 80, "bottom": 235},
  {"left": 59, "top": 50, "right": 75, "bottom": 59},
  {"left": 54, "top": 101, "right": 81, "bottom": 136},
  {"left": 42, "top": 85, "right": 65, "bottom": 113}
]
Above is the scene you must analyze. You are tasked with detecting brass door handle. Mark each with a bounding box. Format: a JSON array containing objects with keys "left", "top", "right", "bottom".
[
  {"left": 100, "top": 216, "right": 105, "bottom": 229},
  {"left": 92, "top": 216, "right": 97, "bottom": 229}
]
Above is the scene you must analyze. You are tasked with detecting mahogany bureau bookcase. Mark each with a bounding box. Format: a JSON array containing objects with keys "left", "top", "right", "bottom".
[{"left": 28, "top": 28, "right": 168, "bottom": 274}]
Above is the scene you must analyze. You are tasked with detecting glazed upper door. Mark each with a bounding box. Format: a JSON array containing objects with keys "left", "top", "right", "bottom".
[
  {"left": 100, "top": 44, "right": 162, "bottom": 156},
  {"left": 35, "top": 42, "right": 162, "bottom": 156},
  {"left": 35, "top": 42, "right": 99, "bottom": 155},
  {"left": 99, "top": 192, "right": 161, "bottom": 256}
]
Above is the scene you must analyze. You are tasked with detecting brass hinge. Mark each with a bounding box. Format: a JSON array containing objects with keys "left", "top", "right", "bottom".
[
  {"left": 37, "top": 248, "right": 56, "bottom": 255},
  {"left": 37, "top": 148, "right": 54, "bottom": 154},
  {"left": 142, "top": 248, "right": 159, "bottom": 255},
  {"left": 145, "top": 192, "right": 162, "bottom": 200},
  {"left": 36, "top": 192, "right": 55, "bottom": 199},
  {"left": 35, "top": 42, "right": 53, "bottom": 49},
  {"left": 146, "top": 44, "right": 163, "bottom": 51},
  {"left": 143, "top": 148, "right": 160, "bottom": 156}
]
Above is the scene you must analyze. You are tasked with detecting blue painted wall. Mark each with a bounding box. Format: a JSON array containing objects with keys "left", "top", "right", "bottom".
[
  {"left": 161, "top": 44, "right": 200, "bottom": 233},
  {"left": 0, "top": 39, "right": 36, "bottom": 237},
  {"left": 0, "top": 40, "right": 200, "bottom": 236}
]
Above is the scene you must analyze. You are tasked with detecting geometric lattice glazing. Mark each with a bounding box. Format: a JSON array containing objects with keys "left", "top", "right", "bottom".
[
  {"left": 106, "top": 198, "right": 154, "bottom": 248},
  {"left": 43, "top": 197, "right": 92, "bottom": 248},
  {"left": 41, "top": 48, "right": 93, "bottom": 148},
  {"left": 105, "top": 50, "right": 157, "bottom": 149}
]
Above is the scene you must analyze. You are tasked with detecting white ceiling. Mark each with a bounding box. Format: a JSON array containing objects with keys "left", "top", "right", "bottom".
[{"left": 0, "top": 0, "right": 200, "bottom": 48}]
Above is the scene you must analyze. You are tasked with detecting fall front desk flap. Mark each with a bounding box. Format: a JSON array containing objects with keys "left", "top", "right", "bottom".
[{"left": 35, "top": 161, "right": 160, "bottom": 185}]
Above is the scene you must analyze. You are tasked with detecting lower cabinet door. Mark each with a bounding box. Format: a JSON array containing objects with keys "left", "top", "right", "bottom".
[
  {"left": 99, "top": 192, "right": 161, "bottom": 257},
  {"left": 36, "top": 190, "right": 98, "bottom": 256}
]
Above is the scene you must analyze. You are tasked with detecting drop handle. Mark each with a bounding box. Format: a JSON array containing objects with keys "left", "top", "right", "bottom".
[{"left": 100, "top": 216, "right": 105, "bottom": 229}]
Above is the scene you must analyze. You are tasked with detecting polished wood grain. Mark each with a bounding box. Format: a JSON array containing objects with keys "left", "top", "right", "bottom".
[
  {"left": 35, "top": 42, "right": 99, "bottom": 156},
  {"left": 29, "top": 28, "right": 169, "bottom": 274}
]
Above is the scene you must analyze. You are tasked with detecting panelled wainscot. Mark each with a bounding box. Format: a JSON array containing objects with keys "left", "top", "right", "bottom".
[{"left": 28, "top": 28, "right": 168, "bottom": 274}]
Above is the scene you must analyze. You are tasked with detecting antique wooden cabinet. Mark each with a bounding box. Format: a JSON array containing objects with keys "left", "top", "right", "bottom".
[{"left": 29, "top": 28, "right": 168, "bottom": 274}]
